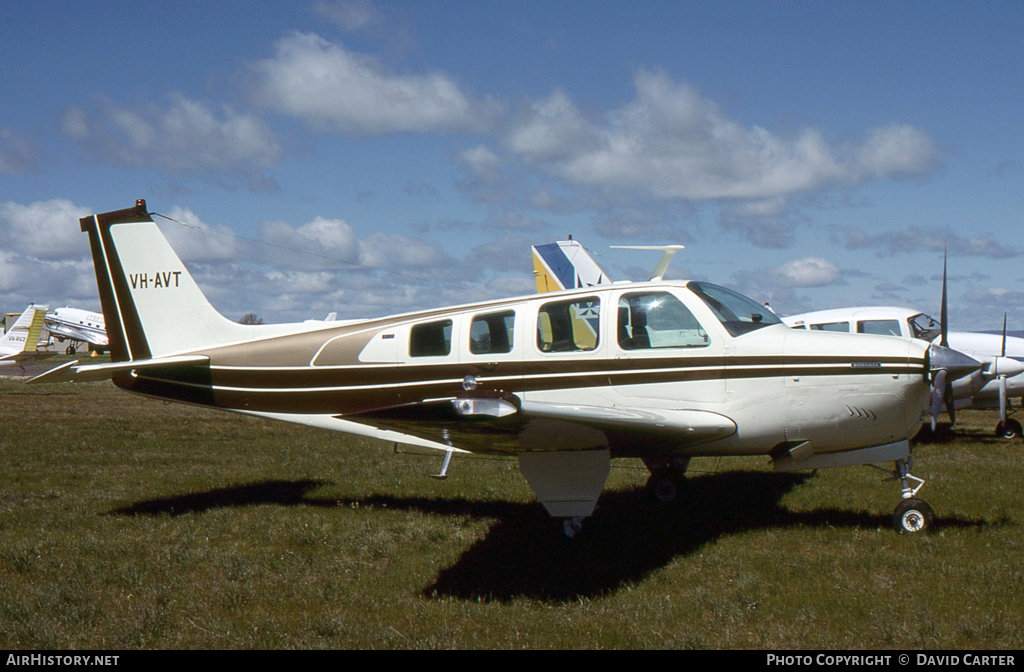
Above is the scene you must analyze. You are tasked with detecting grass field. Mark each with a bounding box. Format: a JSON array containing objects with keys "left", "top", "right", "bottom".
[{"left": 1, "top": 371, "right": 1022, "bottom": 649}]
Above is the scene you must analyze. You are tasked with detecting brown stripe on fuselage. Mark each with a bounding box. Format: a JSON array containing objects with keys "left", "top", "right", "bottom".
[{"left": 116, "top": 349, "right": 925, "bottom": 416}]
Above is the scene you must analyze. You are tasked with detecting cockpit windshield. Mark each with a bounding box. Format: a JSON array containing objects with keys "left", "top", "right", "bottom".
[
  {"left": 687, "top": 281, "right": 782, "bottom": 336},
  {"left": 908, "top": 313, "right": 941, "bottom": 341}
]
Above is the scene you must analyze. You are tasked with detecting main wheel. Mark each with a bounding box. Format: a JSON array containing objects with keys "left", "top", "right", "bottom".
[
  {"left": 562, "top": 517, "right": 583, "bottom": 538},
  {"left": 893, "top": 498, "right": 934, "bottom": 533},
  {"left": 995, "top": 419, "right": 1022, "bottom": 440},
  {"left": 646, "top": 473, "right": 687, "bottom": 503}
]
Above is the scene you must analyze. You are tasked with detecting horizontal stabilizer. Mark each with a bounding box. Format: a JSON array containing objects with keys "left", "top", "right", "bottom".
[
  {"left": 610, "top": 245, "right": 685, "bottom": 281},
  {"left": 0, "top": 352, "right": 53, "bottom": 367},
  {"left": 28, "top": 355, "right": 210, "bottom": 384}
]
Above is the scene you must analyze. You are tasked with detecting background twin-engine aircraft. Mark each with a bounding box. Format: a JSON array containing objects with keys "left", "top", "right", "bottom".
[
  {"left": 783, "top": 306, "right": 1024, "bottom": 438},
  {"left": 44, "top": 306, "right": 108, "bottom": 355},
  {"left": 32, "top": 203, "right": 985, "bottom": 537}
]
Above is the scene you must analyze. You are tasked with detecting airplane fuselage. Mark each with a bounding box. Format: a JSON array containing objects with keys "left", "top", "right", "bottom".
[
  {"left": 46, "top": 307, "right": 108, "bottom": 347},
  {"left": 111, "top": 282, "right": 931, "bottom": 461}
]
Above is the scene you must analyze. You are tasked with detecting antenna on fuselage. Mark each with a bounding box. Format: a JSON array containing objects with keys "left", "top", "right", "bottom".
[{"left": 610, "top": 245, "right": 686, "bottom": 281}]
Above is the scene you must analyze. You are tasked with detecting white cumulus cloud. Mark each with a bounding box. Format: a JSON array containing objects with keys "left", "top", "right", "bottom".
[
  {"left": 64, "top": 94, "right": 283, "bottom": 180},
  {"left": 0, "top": 199, "right": 92, "bottom": 261},
  {"left": 505, "top": 69, "right": 938, "bottom": 203},
  {"left": 250, "top": 31, "right": 500, "bottom": 134},
  {"left": 773, "top": 257, "right": 842, "bottom": 287}
]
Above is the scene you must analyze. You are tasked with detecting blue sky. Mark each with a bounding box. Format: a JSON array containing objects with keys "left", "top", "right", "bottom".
[{"left": 2, "top": 1, "right": 1023, "bottom": 329}]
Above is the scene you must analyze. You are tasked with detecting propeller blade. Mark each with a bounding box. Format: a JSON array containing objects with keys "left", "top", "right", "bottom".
[
  {"left": 1002, "top": 313, "right": 1007, "bottom": 358},
  {"left": 930, "top": 368, "right": 948, "bottom": 431},
  {"left": 999, "top": 314, "right": 1009, "bottom": 427},
  {"left": 1000, "top": 375, "right": 1008, "bottom": 425},
  {"left": 940, "top": 248, "right": 949, "bottom": 348},
  {"left": 946, "top": 381, "right": 957, "bottom": 429}
]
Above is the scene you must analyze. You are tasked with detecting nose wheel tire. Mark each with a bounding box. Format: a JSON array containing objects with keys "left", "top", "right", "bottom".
[{"left": 893, "top": 498, "right": 934, "bottom": 533}]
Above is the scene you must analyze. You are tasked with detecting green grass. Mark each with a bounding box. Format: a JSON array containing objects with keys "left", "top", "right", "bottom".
[{"left": 1, "top": 376, "right": 1022, "bottom": 649}]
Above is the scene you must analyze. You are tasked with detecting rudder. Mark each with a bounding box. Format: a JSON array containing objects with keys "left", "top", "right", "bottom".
[{"left": 81, "top": 200, "right": 254, "bottom": 361}]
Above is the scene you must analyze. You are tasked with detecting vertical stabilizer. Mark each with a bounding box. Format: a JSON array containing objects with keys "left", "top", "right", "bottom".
[
  {"left": 531, "top": 240, "right": 611, "bottom": 293},
  {"left": 81, "top": 200, "right": 256, "bottom": 361},
  {"left": 0, "top": 304, "right": 49, "bottom": 355}
]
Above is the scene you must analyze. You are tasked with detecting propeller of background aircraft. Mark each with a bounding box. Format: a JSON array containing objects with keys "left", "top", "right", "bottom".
[{"left": 930, "top": 251, "right": 957, "bottom": 430}]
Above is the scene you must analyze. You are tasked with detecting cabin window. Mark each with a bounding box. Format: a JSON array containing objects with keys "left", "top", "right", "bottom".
[
  {"left": 617, "top": 292, "right": 709, "bottom": 349},
  {"left": 470, "top": 310, "right": 515, "bottom": 355},
  {"left": 858, "top": 319, "right": 902, "bottom": 337},
  {"left": 810, "top": 321, "right": 850, "bottom": 332},
  {"left": 537, "top": 297, "right": 600, "bottom": 352},
  {"left": 410, "top": 319, "right": 453, "bottom": 357}
]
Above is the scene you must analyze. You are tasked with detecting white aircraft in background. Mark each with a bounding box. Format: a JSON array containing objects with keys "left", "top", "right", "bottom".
[
  {"left": 32, "top": 203, "right": 982, "bottom": 536},
  {"left": 0, "top": 304, "right": 54, "bottom": 371},
  {"left": 532, "top": 239, "right": 612, "bottom": 292},
  {"left": 44, "top": 306, "right": 108, "bottom": 355},
  {"left": 783, "top": 306, "right": 1024, "bottom": 438},
  {"left": 532, "top": 239, "right": 683, "bottom": 291}
]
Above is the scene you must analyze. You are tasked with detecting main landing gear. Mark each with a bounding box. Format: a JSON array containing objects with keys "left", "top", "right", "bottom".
[
  {"left": 996, "top": 418, "right": 1023, "bottom": 440},
  {"left": 874, "top": 457, "right": 934, "bottom": 534},
  {"left": 562, "top": 517, "right": 585, "bottom": 538},
  {"left": 643, "top": 456, "right": 690, "bottom": 503}
]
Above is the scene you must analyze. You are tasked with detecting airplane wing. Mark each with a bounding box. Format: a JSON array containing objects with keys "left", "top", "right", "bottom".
[{"left": 341, "top": 396, "right": 737, "bottom": 456}]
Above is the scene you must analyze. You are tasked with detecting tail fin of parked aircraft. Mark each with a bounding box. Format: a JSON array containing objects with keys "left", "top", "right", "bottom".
[
  {"left": 531, "top": 240, "right": 611, "bottom": 293},
  {"left": 0, "top": 304, "right": 49, "bottom": 356},
  {"left": 79, "top": 200, "right": 256, "bottom": 361}
]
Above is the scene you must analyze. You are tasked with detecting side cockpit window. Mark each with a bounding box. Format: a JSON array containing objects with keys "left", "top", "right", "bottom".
[
  {"left": 909, "top": 313, "right": 941, "bottom": 341},
  {"left": 410, "top": 319, "right": 452, "bottom": 357},
  {"left": 618, "top": 292, "right": 709, "bottom": 349},
  {"left": 537, "top": 297, "right": 600, "bottom": 352}
]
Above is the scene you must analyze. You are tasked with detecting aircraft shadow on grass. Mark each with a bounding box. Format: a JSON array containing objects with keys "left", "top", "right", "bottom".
[{"left": 109, "top": 471, "right": 994, "bottom": 602}]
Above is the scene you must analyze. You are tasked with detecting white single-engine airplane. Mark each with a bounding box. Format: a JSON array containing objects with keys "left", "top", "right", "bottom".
[
  {"left": 1, "top": 304, "right": 53, "bottom": 371},
  {"left": 33, "top": 202, "right": 982, "bottom": 536},
  {"left": 45, "top": 306, "right": 108, "bottom": 355}
]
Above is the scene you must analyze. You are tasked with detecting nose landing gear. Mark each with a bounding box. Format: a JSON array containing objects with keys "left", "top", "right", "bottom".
[
  {"left": 872, "top": 457, "right": 934, "bottom": 533},
  {"left": 893, "top": 497, "right": 934, "bottom": 533}
]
